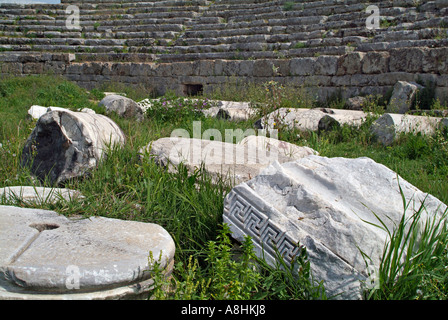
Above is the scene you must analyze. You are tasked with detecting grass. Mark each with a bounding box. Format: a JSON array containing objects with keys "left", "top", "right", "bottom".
[
  {"left": 1, "top": 75, "right": 448, "bottom": 300},
  {"left": 360, "top": 188, "right": 448, "bottom": 300}
]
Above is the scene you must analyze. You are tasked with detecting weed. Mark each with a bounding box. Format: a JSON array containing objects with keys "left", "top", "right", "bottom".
[
  {"left": 148, "top": 224, "right": 326, "bottom": 300},
  {"left": 145, "top": 93, "right": 216, "bottom": 124},
  {"left": 283, "top": 1, "right": 295, "bottom": 11},
  {"left": 148, "top": 224, "right": 262, "bottom": 300},
  {"left": 361, "top": 186, "right": 448, "bottom": 300},
  {"left": 393, "top": 132, "right": 430, "bottom": 160},
  {"left": 293, "top": 42, "right": 307, "bottom": 49}
]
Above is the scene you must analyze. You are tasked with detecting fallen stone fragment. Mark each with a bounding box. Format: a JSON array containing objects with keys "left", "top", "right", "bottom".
[
  {"left": 0, "top": 205, "right": 175, "bottom": 300},
  {"left": 202, "top": 106, "right": 221, "bottom": 118},
  {"left": 370, "top": 113, "right": 448, "bottom": 145},
  {"left": 255, "top": 108, "right": 367, "bottom": 133},
  {"left": 346, "top": 96, "right": 367, "bottom": 110},
  {"left": 136, "top": 98, "right": 154, "bottom": 114},
  {"left": 223, "top": 156, "right": 447, "bottom": 299},
  {"left": 215, "top": 101, "right": 257, "bottom": 121},
  {"left": 140, "top": 137, "right": 316, "bottom": 186},
  {"left": 104, "top": 92, "right": 127, "bottom": 97},
  {"left": 238, "top": 135, "right": 318, "bottom": 158},
  {"left": 387, "top": 81, "right": 423, "bottom": 114},
  {"left": 47, "top": 106, "right": 69, "bottom": 113},
  {"left": 99, "top": 94, "right": 144, "bottom": 122},
  {"left": 27, "top": 106, "right": 95, "bottom": 120},
  {"left": 27, "top": 105, "right": 48, "bottom": 120},
  {"left": 21, "top": 110, "right": 126, "bottom": 185},
  {"left": 0, "top": 186, "right": 84, "bottom": 205},
  {"left": 79, "top": 108, "right": 96, "bottom": 114}
]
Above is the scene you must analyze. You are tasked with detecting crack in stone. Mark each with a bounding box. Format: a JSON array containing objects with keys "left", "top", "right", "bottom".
[{"left": 6, "top": 223, "right": 60, "bottom": 265}]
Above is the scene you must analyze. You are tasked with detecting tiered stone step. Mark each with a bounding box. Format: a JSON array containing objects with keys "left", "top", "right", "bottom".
[
  {"left": 156, "top": 0, "right": 448, "bottom": 60},
  {"left": 0, "top": 0, "right": 212, "bottom": 58},
  {"left": 0, "top": 0, "right": 447, "bottom": 100},
  {"left": 0, "top": 0, "right": 446, "bottom": 62}
]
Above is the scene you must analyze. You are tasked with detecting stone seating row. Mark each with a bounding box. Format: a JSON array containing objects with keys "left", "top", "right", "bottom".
[
  {"left": 1, "top": 0, "right": 443, "bottom": 34},
  {"left": 1, "top": 33, "right": 445, "bottom": 60},
  {"left": 0, "top": 1, "right": 210, "bottom": 12},
  {"left": 60, "top": 0, "right": 210, "bottom": 5},
  {"left": 3, "top": 14, "right": 442, "bottom": 39},
  {"left": 3, "top": 0, "right": 442, "bottom": 25},
  {"left": 0, "top": 0, "right": 446, "bottom": 62},
  {"left": 3, "top": 31, "right": 443, "bottom": 56}
]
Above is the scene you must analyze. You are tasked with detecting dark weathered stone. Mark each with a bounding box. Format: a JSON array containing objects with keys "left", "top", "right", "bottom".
[
  {"left": 99, "top": 94, "right": 144, "bottom": 121},
  {"left": 21, "top": 110, "right": 126, "bottom": 185}
]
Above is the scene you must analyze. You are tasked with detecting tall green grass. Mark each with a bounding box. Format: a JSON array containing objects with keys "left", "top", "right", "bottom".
[
  {"left": 361, "top": 188, "right": 448, "bottom": 300},
  {"left": 1, "top": 75, "right": 448, "bottom": 299}
]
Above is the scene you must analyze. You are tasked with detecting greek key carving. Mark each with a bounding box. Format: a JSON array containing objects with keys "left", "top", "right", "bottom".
[{"left": 225, "top": 190, "right": 299, "bottom": 265}]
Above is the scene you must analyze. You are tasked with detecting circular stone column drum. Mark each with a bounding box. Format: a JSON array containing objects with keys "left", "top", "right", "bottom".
[
  {"left": 21, "top": 110, "right": 126, "bottom": 185},
  {"left": 0, "top": 206, "right": 175, "bottom": 300}
]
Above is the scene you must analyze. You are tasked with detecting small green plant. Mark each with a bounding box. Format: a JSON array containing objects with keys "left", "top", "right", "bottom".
[
  {"left": 283, "top": 1, "right": 295, "bottom": 11},
  {"left": 361, "top": 94, "right": 386, "bottom": 114},
  {"left": 428, "top": 127, "right": 448, "bottom": 176},
  {"left": 88, "top": 88, "right": 105, "bottom": 101},
  {"left": 294, "top": 42, "right": 307, "bottom": 49},
  {"left": 148, "top": 223, "right": 326, "bottom": 300},
  {"left": 393, "top": 132, "right": 430, "bottom": 160},
  {"left": 145, "top": 93, "right": 216, "bottom": 124},
  {"left": 361, "top": 186, "right": 448, "bottom": 300},
  {"left": 380, "top": 18, "right": 397, "bottom": 29},
  {"left": 148, "top": 224, "right": 262, "bottom": 300},
  {"left": 259, "top": 80, "right": 287, "bottom": 134},
  {"left": 254, "top": 243, "right": 327, "bottom": 300}
]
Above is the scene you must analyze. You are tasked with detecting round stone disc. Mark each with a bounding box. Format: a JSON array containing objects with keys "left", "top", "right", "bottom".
[{"left": 0, "top": 206, "right": 175, "bottom": 300}]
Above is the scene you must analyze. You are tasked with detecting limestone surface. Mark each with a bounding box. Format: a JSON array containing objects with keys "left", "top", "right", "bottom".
[
  {"left": 99, "top": 94, "right": 144, "bottom": 122},
  {"left": 0, "top": 205, "right": 175, "bottom": 300},
  {"left": 215, "top": 101, "right": 257, "bottom": 121},
  {"left": 0, "top": 186, "right": 84, "bottom": 205},
  {"left": 27, "top": 105, "right": 48, "bottom": 120},
  {"left": 387, "top": 81, "right": 423, "bottom": 114},
  {"left": 255, "top": 108, "right": 367, "bottom": 133},
  {"left": 27, "top": 106, "right": 96, "bottom": 120},
  {"left": 223, "top": 156, "right": 447, "bottom": 299},
  {"left": 370, "top": 113, "right": 448, "bottom": 145},
  {"left": 141, "top": 137, "right": 317, "bottom": 186},
  {"left": 21, "top": 109, "right": 126, "bottom": 185},
  {"left": 238, "top": 135, "right": 318, "bottom": 159}
]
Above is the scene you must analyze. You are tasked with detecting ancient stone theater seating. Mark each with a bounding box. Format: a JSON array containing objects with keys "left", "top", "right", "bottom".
[{"left": 0, "top": 0, "right": 447, "bottom": 101}]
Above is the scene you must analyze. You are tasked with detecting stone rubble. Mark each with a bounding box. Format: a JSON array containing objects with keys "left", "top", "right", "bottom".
[
  {"left": 255, "top": 108, "right": 368, "bottom": 133},
  {"left": 140, "top": 136, "right": 318, "bottom": 186},
  {"left": 386, "top": 81, "right": 424, "bottom": 114},
  {"left": 21, "top": 109, "right": 126, "bottom": 185},
  {"left": 370, "top": 113, "right": 448, "bottom": 145},
  {"left": 223, "top": 156, "right": 447, "bottom": 299},
  {"left": 99, "top": 94, "right": 144, "bottom": 122}
]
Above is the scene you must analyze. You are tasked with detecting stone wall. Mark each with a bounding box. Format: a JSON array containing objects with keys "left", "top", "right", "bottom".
[{"left": 2, "top": 48, "right": 447, "bottom": 102}]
